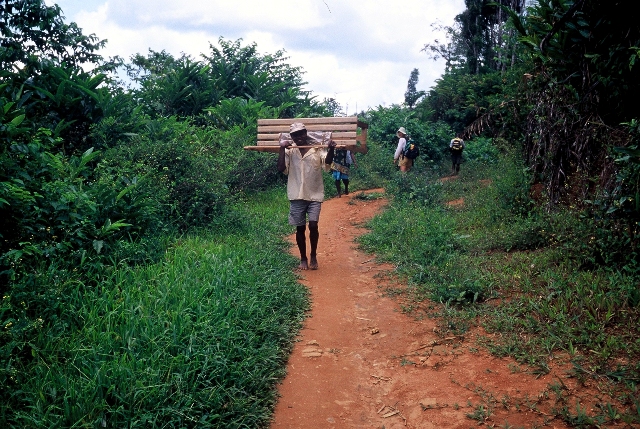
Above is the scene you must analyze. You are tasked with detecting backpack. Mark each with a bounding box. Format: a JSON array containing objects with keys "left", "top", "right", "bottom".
[
  {"left": 451, "top": 138, "right": 463, "bottom": 153},
  {"left": 403, "top": 137, "right": 420, "bottom": 159}
]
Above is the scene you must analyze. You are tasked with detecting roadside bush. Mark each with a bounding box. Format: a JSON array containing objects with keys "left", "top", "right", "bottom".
[
  {"left": 462, "top": 136, "right": 501, "bottom": 163},
  {"left": 214, "top": 126, "right": 283, "bottom": 193},
  {"left": 490, "top": 149, "right": 534, "bottom": 219},
  {"left": 100, "top": 119, "right": 230, "bottom": 230},
  {"left": 573, "top": 121, "right": 640, "bottom": 271}
]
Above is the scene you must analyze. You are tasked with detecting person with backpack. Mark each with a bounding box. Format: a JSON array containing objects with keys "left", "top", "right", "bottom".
[
  {"left": 449, "top": 137, "right": 465, "bottom": 175},
  {"left": 393, "top": 127, "right": 414, "bottom": 172},
  {"left": 331, "top": 149, "right": 357, "bottom": 197}
]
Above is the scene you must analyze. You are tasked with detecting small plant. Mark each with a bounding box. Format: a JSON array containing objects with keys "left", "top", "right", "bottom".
[
  {"left": 466, "top": 404, "right": 492, "bottom": 422},
  {"left": 400, "top": 358, "right": 416, "bottom": 366}
]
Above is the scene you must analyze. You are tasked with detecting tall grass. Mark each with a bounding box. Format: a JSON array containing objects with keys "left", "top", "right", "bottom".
[{"left": 2, "top": 188, "right": 308, "bottom": 428}]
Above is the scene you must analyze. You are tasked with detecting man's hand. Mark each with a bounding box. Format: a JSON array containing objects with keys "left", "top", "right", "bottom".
[
  {"left": 280, "top": 139, "right": 292, "bottom": 148},
  {"left": 328, "top": 140, "right": 336, "bottom": 149}
]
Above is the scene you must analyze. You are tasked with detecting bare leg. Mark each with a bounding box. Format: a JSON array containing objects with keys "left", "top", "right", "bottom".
[
  {"left": 308, "top": 221, "right": 319, "bottom": 270},
  {"left": 335, "top": 180, "right": 341, "bottom": 197},
  {"left": 296, "top": 225, "right": 308, "bottom": 270},
  {"left": 343, "top": 179, "right": 349, "bottom": 195}
]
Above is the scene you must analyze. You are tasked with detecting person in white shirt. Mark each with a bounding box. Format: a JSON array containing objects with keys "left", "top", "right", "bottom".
[
  {"left": 277, "top": 122, "right": 336, "bottom": 270},
  {"left": 393, "top": 127, "right": 412, "bottom": 172}
]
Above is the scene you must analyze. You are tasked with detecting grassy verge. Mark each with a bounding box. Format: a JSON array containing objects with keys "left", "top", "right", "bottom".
[
  {"left": 2, "top": 188, "right": 308, "bottom": 428},
  {"left": 357, "top": 154, "right": 640, "bottom": 426}
]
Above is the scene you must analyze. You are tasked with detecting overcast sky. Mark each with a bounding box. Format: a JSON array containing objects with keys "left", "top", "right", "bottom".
[{"left": 48, "top": 0, "right": 465, "bottom": 114}]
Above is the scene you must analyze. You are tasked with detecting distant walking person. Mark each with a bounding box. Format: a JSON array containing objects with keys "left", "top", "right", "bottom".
[
  {"left": 450, "top": 137, "right": 465, "bottom": 175},
  {"left": 331, "top": 149, "right": 357, "bottom": 197},
  {"left": 278, "top": 122, "right": 336, "bottom": 270},
  {"left": 393, "top": 127, "right": 412, "bottom": 172}
]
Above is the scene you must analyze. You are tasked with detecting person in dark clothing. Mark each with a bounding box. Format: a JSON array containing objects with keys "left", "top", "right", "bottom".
[{"left": 450, "top": 137, "right": 465, "bottom": 175}]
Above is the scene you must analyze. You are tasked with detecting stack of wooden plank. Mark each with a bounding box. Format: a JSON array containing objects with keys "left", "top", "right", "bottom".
[{"left": 244, "top": 116, "right": 369, "bottom": 153}]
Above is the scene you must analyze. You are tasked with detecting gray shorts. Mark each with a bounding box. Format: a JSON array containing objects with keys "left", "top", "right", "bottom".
[{"left": 289, "top": 200, "right": 322, "bottom": 226}]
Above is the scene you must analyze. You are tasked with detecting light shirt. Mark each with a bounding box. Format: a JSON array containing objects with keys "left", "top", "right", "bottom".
[
  {"left": 346, "top": 150, "right": 353, "bottom": 165},
  {"left": 394, "top": 137, "right": 407, "bottom": 161},
  {"left": 283, "top": 146, "right": 330, "bottom": 202}
]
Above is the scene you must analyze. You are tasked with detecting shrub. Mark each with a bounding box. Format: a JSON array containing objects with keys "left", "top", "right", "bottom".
[{"left": 361, "top": 105, "right": 453, "bottom": 166}]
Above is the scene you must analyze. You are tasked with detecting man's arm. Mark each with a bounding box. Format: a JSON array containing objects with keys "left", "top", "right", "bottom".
[
  {"left": 277, "top": 138, "right": 291, "bottom": 172},
  {"left": 325, "top": 140, "right": 336, "bottom": 165}
]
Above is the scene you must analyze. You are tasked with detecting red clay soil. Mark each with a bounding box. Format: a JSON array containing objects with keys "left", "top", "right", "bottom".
[{"left": 269, "top": 189, "right": 630, "bottom": 429}]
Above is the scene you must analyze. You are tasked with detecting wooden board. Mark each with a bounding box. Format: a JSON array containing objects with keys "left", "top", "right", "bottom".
[{"left": 246, "top": 116, "right": 369, "bottom": 154}]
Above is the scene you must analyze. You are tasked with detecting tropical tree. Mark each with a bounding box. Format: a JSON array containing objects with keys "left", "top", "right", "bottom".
[
  {"left": 126, "top": 50, "right": 220, "bottom": 118},
  {"left": 0, "top": 0, "right": 105, "bottom": 73},
  {"left": 508, "top": 0, "right": 640, "bottom": 204},
  {"left": 404, "top": 68, "right": 426, "bottom": 109},
  {"left": 423, "top": 0, "right": 526, "bottom": 75}
]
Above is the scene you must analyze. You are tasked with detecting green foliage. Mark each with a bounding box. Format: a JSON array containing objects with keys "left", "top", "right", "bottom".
[
  {"left": 357, "top": 168, "right": 493, "bottom": 307},
  {"left": 512, "top": 0, "right": 640, "bottom": 122},
  {"left": 126, "top": 38, "right": 321, "bottom": 122},
  {"left": 202, "top": 97, "right": 291, "bottom": 130},
  {"left": 0, "top": 126, "right": 148, "bottom": 279},
  {"left": 419, "top": 67, "right": 522, "bottom": 135},
  {"left": 509, "top": 0, "right": 640, "bottom": 207},
  {"left": 127, "top": 51, "right": 222, "bottom": 118},
  {"left": 361, "top": 104, "right": 453, "bottom": 165},
  {"left": 462, "top": 136, "right": 501, "bottom": 163},
  {"left": 203, "top": 38, "right": 306, "bottom": 110},
  {"left": 0, "top": 0, "right": 106, "bottom": 73},
  {"left": 423, "top": 0, "right": 526, "bottom": 75},
  {"left": 404, "top": 68, "right": 425, "bottom": 108},
  {"left": 359, "top": 152, "right": 640, "bottom": 419},
  {"left": 1, "top": 0, "right": 116, "bottom": 154},
  {"left": 99, "top": 118, "right": 224, "bottom": 230},
  {"left": 0, "top": 130, "right": 154, "bottom": 407},
  {"left": 1, "top": 190, "right": 309, "bottom": 428}
]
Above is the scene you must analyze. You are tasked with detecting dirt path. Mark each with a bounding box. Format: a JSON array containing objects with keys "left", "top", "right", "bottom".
[{"left": 269, "top": 190, "right": 582, "bottom": 429}]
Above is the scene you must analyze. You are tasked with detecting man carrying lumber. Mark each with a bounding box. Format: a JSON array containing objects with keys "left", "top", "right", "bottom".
[{"left": 277, "top": 122, "right": 336, "bottom": 270}]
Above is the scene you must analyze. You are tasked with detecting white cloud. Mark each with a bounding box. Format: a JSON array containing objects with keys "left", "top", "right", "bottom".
[{"left": 51, "top": 0, "right": 466, "bottom": 111}]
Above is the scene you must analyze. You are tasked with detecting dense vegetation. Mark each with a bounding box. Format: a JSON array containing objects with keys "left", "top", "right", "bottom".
[{"left": 1, "top": 0, "right": 638, "bottom": 427}]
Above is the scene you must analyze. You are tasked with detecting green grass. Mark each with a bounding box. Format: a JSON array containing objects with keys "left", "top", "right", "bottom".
[
  {"left": 2, "top": 188, "right": 308, "bottom": 428},
  {"left": 357, "top": 154, "right": 640, "bottom": 425}
]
